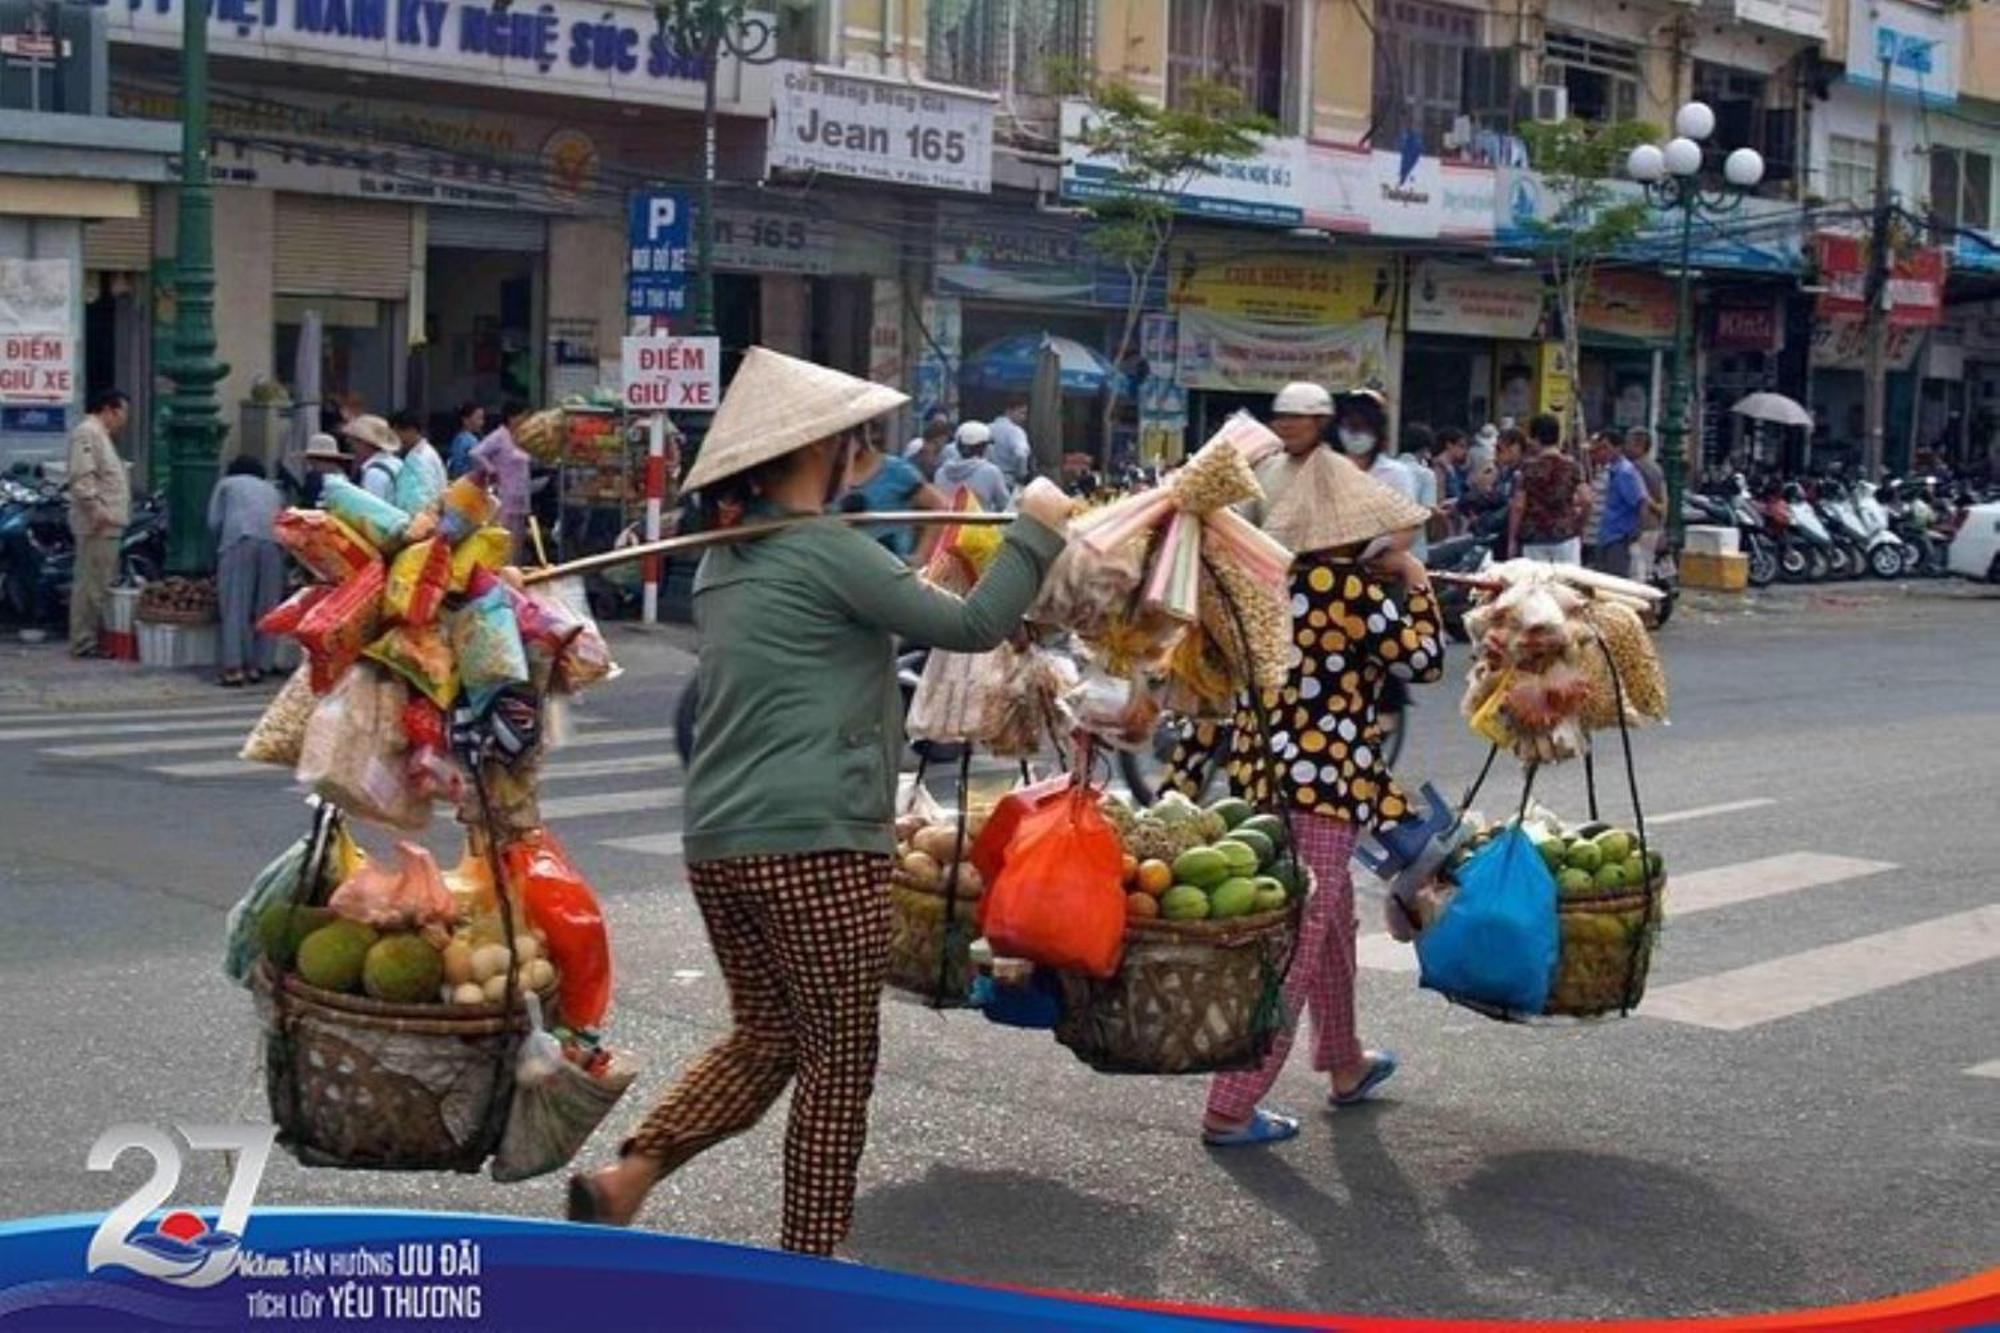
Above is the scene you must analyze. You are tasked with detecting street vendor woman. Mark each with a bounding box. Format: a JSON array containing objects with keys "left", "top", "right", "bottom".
[
  {"left": 567, "top": 347, "right": 1073, "bottom": 1255},
  {"left": 1201, "top": 425, "right": 1441, "bottom": 1147}
]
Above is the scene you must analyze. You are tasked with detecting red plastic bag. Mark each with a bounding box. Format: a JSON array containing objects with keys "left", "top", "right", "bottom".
[
  {"left": 980, "top": 789, "right": 1127, "bottom": 979},
  {"left": 968, "top": 772, "right": 1072, "bottom": 887},
  {"left": 501, "top": 828, "right": 612, "bottom": 1028},
  {"left": 295, "top": 563, "right": 385, "bottom": 693}
]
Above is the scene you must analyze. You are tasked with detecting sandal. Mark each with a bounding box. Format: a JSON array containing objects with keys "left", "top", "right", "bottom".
[
  {"left": 1330, "top": 1051, "right": 1399, "bottom": 1107},
  {"left": 218, "top": 672, "right": 246, "bottom": 688},
  {"left": 566, "top": 1173, "right": 636, "bottom": 1227},
  {"left": 1201, "top": 1107, "right": 1300, "bottom": 1148}
]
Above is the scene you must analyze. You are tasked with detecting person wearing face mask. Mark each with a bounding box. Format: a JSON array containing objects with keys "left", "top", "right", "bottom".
[
  {"left": 568, "top": 348, "right": 1073, "bottom": 1256},
  {"left": 1331, "top": 389, "right": 1430, "bottom": 561}
]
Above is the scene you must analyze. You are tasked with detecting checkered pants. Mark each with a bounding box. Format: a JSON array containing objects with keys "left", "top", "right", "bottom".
[
  {"left": 1206, "top": 813, "right": 1363, "bottom": 1121},
  {"left": 622, "top": 851, "right": 892, "bottom": 1255}
]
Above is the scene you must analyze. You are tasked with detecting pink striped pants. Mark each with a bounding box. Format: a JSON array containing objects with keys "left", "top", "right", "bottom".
[{"left": 1206, "top": 812, "right": 1363, "bottom": 1122}]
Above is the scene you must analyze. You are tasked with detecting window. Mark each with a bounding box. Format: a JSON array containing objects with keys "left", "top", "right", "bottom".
[
  {"left": 1167, "top": 0, "right": 1290, "bottom": 124},
  {"left": 1541, "top": 31, "right": 1639, "bottom": 124},
  {"left": 1692, "top": 61, "right": 1794, "bottom": 185},
  {"left": 1931, "top": 146, "right": 1993, "bottom": 232},
  {"left": 1826, "top": 134, "right": 1876, "bottom": 205},
  {"left": 929, "top": 0, "right": 1093, "bottom": 99},
  {"left": 1372, "top": 0, "right": 1478, "bottom": 153}
]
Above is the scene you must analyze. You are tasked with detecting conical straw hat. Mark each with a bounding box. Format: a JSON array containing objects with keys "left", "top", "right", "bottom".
[
  {"left": 1262, "top": 448, "right": 1430, "bottom": 554},
  {"left": 682, "top": 346, "right": 909, "bottom": 494}
]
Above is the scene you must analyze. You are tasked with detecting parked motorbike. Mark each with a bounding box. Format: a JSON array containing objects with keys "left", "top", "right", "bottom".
[
  {"left": 1779, "top": 481, "right": 1840, "bottom": 581},
  {"left": 1822, "top": 479, "right": 1905, "bottom": 580},
  {"left": 0, "top": 480, "right": 169, "bottom": 626}
]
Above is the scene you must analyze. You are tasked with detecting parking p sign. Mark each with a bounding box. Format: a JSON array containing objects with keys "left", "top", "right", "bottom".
[
  {"left": 628, "top": 191, "right": 692, "bottom": 317},
  {"left": 622, "top": 335, "right": 720, "bottom": 411}
]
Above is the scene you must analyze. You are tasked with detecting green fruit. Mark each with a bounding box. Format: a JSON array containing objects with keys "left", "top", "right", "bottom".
[
  {"left": 1593, "top": 862, "right": 1628, "bottom": 892},
  {"left": 1237, "top": 814, "right": 1285, "bottom": 845},
  {"left": 362, "top": 933, "right": 445, "bottom": 1004},
  {"left": 1557, "top": 867, "right": 1595, "bottom": 896},
  {"left": 258, "top": 904, "right": 335, "bottom": 967},
  {"left": 1160, "top": 884, "right": 1212, "bottom": 921},
  {"left": 1171, "top": 847, "right": 1231, "bottom": 889},
  {"left": 1251, "top": 878, "right": 1289, "bottom": 913},
  {"left": 1213, "top": 839, "right": 1260, "bottom": 877},
  {"left": 295, "top": 920, "right": 379, "bottom": 993},
  {"left": 1210, "top": 877, "right": 1258, "bottom": 920},
  {"left": 1536, "top": 839, "right": 1565, "bottom": 874},
  {"left": 1208, "top": 798, "right": 1254, "bottom": 831},
  {"left": 1229, "top": 828, "right": 1275, "bottom": 869},
  {"left": 1265, "top": 858, "right": 1307, "bottom": 894},
  {"left": 1564, "top": 841, "right": 1604, "bottom": 874},
  {"left": 1594, "top": 830, "right": 1633, "bottom": 864}
]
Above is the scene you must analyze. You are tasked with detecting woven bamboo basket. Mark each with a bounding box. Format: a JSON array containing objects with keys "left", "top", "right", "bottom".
[
  {"left": 252, "top": 962, "right": 554, "bottom": 1172},
  {"left": 1545, "top": 877, "right": 1664, "bottom": 1018},
  {"left": 885, "top": 873, "right": 980, "bottom": 1006},
  {"left": 1052, "top": 901, "right": 1300, "bottom": 1075}
]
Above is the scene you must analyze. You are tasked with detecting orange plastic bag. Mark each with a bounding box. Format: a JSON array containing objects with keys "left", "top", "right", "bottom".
[
  {"left": 501, "top": 829, "right": 612, "bottom": 1028},
  {"left": 968, "top": 772, "right": 1071, "bottom": 888},
  {"left": 980, "top": 789, "right": 1127, "bottom": 979}
]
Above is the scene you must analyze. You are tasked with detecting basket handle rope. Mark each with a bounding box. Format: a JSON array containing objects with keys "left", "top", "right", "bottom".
[
  {"left": 934, "top": 746, "right": 975, "bottom": 1008},
  {"left": 1586, "top": 629, "right": 1654, "bottom": 1016},
  {"left": 463, "top": 758, "right": 528, "bottom": 1169},
  {"left": 273, "top": 798, "right": 345, "bottom": 1149}
]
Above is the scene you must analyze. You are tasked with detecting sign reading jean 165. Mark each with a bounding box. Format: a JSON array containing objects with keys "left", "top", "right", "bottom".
[{"left": 767, "top": 63, "right": 993, "bottom": 194}]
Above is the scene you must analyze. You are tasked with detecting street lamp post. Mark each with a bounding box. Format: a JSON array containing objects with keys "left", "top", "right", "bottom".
[
  {"left": 1626, "top": 102, "right": 1764, "bottom": 549},
  {"left": 162, "top": 0, "right": 228, "bottom": 575}
]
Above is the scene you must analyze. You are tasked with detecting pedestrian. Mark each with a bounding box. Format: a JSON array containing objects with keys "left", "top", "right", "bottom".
[
  {"left": 391, "top": 409, "right": 448, "bottom": 497},
  {"left": 447, "top": 402, "right": 486, "bottom": 480},
  {"left": 1332, "top": 389, "right": 1434, "bottom": 560},
  {"left": 65, "top": 387, "right": 132, "bottom": 659},
  {"left": 1434, "top": 427, "right": 1471, "bottom": 507},
  {"left": 1509, "top": 412, "right": 1586, "bottom": 565},
  {"left": 1460, "top": 425, "right": 1523, "bottom": 553},
  {"left": 1202, "top": 448, "right": 1441, "bottom": 1146},
  {"left": 470, "top": 400, "right": 533, "bottom": 552},
  {"left": 987, "top": 394, "right": 1033, "bottom": 486},
  {"left": 208, "top": 455, "right": 286, "bottom": 688},
  {"left": 935, "top": 422, "right": 1013, "bottom": 513},
  {"left": 845, "top": 425, "right": 949, "bottom": 561},
  {"left": 1626, "top": 426, "right": 1667, "bottom": 578},
  {"left": 565, "top": 347, "right": 1072, "bottom": 1255},
  {"left": 342, "top": 414, "right": 403, "bottom": 502},
  {"left": 902, "top": 413, "right": 952, "bottom": 478},
  {"left": 1468, "top": 422, "right": 1500, "bottom": 476},
  {"left": 1591, "top": 430, "right": 1649, "bottom": 578},
  {"left": 300, "top": 433, "right": 352, "bottom": 508}
]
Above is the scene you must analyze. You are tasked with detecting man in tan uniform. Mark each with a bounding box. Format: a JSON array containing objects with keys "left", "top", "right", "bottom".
[{"left": 66, "top": 388, "right": 132, "bottom": 657}]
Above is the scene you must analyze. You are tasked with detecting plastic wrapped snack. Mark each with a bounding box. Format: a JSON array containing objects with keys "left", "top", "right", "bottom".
[
  {"left": 364, "top": 622, "right": 460, "bottom": 709},
  {"left": 383, "top": 537, "right": 452, "bottom": 627},
  {"left": 400, "top": 695, "right": 465, "bottom": 804},
  {"left": 257, "top": 584, "right": 332, "bottom": 638},
  {"left": 469, "top": 568, "right": 584, "bottom": 652},
  {"left": 295, "top": 665, "right": 430, "bottom": 829},
  {"left": 1026, "top": 533, "right": 1147, "bottom": 639},
  {"left": 321, "top": 474, "right": 413, "bottom": 551},
  {"left": 451, "top": 526, "right": 514, "bottom": 593},
  {"left": 240, "top": 664, "right": 318, "bottom": 766},
  {"left": 273, "top": 509, "right": 379, "bottom": 583},
  {"left": 393, "top": 453, "right": 445, "bottom": 516},
  {"left": 440, "top": 475, "right": 501, "bottom": 547},
  {"left": 328, "top": 840, "right": 457, "bottom": 931},
  {"left": 451, "top": 585, "right": 530, "bottom": 712},
  {"left": 294, "top": 563, "right": 386, "bottom": 693}
]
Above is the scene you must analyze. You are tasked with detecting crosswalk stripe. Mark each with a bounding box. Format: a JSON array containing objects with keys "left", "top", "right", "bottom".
[
  {"left": 1641, "top": 905, "right": 2000, "bottom": 1031},
  {"left": 1645, "top": 798, "right": 1778, "bottom": 827},
  {"left": 536, "top": 787, "right": 683, "bottom": 820},
  {"left": 600, "top": 831, "right": 684, "bottom": 858},
  {"left": 44, "top": 734, "right": 252, "bottom": 758},
  {"left": 0, "top": 701, "right": 268, "bottom": 729},
  {"left": 1965, "top": 1060, "right": 2000, "bottom": 1080},
  {"left": 543, "top": 753, "right": 679, "bottom": 782},
  {"left": 152, "top": 758, "right": 271, "bottom": 779},
  {"left": 0, "top": 716, "right": 256, "bottom": 744},
  {"left": 549, "top": 727, "right": 676, "bottom": 752}
]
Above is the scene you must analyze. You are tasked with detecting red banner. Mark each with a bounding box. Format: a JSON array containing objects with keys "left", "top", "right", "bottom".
[{"left": 1814, "top": 233, "right": 1948, "bottom": 328}]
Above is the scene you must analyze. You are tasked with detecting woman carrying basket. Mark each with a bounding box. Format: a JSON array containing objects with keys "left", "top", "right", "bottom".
[
  {"left": 567, "top": 348, "right": 1072, "bottom": 1255},
  {"left": 1202, "top": 431, "right": 1442, "bottom": 1147}
]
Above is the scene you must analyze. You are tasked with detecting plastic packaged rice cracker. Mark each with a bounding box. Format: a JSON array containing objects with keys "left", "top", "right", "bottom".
[
  {"left": 383, "top": 537, "right": 451, "bottom": 627},
  {"left": 239, "top": 664, "right": 317, "bottom": 766},
  {"left": 394, "top": 453, "right": 446, "bottom": 516},
  {"left": 364, "top": 622, "right": 460, "bottom": 710},
  {"left": 256, "top": 583, "right": 332, "bottom": 638},
  {"left": 451, "top": 526, "right": 514, "bottom": 593},
  {"left": 451, "top": 584, "right": 530, "bottom": 712},
  {"left": 294, "top": 563, "right": 386, "bottom": 693},
  {"left": 440, "top": 475, "right": 500, "bottom": 546},
  {"left": 295, "top": 665, "right": 430, "bottom": 830},
  {"left": 321, "top": 474, "right": 413, "bottom": 551},
  {"left": 273, "top": 509, "right": 378, "bottom": 583}
]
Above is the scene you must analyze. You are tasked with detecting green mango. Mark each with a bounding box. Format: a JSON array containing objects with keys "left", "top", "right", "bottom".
[
  {"left": 1558, "top": 867, "right": 1596, "bottom": 896},
  {"left": 1210, "top": 877, "right": 1259, "bottom": 920},
  {"left": 1565, "top": 840, "right": 1604, "bottom": 874},
  {"left": 1208, "top": 798, "right": 1254, "bottom": 830},
  {"left": 1251, "top": 877, "right": 1289, "bottom": 913},
  {"left": 1593, "top": 862, "right": 1628, "bottom": 892},
  {"left": 1171, "top": 846, "right": 1231, "bottom": 889},
  {"left": 1160, "top": 885, "right": 1212, "bottom": 921},
  {"left": 1594, "top": 830, "right": 1633, "bottom": 864},
  {"left": 1229, "top": 828, "right": 1275, "bottom": 869}
]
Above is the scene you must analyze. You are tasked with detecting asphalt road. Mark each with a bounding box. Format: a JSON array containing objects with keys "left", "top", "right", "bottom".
[{"left": 0, "top": 582, "right": 1995, "bottom": 1321}]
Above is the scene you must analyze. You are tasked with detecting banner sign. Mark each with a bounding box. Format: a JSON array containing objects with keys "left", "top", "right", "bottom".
[
  {"left": 1814, "top": 233, "right": 1948, "bottom": 327},
  {"left": 1408, "top": 261, "right": 1545, "bottom": 339},
  {"left": 1495, "top": 168, "right": 1804, "bottom": 275},
  {"left": 0, "top": 259, "right": 75, "bottom": 408},
  {"left": 1176, "top": 310, "right": 1389, "bottom": 394},
  {"left": 628, "top": 191, "right": 692, "bottom": 318},
  {"left": 1845, "top": 0, "right": 1958, "bottom": 103},
  {"left": 1169, "top": 249, "right": 1394, "bottom": 324},
  {"left": 1811, "top": 318, "right": 1924, "bottom": 370},
  {"left": 1580, "top": 270, "right": 1677, "bottom": 344},
  {"left": 712, "top": 205, "right": 835, "bottom": 276},
  {"left": 769, "top": 63, "right": 994, "bottom": 194},
  {"left": 621, "top": 334, "right": 719, "bottom": 409},
  {"left": 1709, "top": 297, "right": 1784, "bottom": 352}
]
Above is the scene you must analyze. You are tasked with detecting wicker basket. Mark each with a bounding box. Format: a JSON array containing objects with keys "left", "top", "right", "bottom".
[
  {"left": 136, "top": 604, "right": 218, "bottom": 626},
  {"left": 1544, "top": 878, "right": 1664, "bottom": 1018},
  {"left": 1052, "top": 904, "right": 1299, "bottom": 1075},
  {"left": 885, "top": 875, "right": 980, "bottom": 1006},
  {"left": 252, "top": 962, "right": 553, "bottom": 1172}
]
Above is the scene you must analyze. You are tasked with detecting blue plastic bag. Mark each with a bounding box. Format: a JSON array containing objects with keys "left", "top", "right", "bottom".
[{"left": 1416, "top": 825, "right": 1559, "bottom": 1016}]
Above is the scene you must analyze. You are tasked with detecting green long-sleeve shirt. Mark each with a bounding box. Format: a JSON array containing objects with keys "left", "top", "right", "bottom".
[{"left": 683, "top": 513, "right": 1064, "bottom": 864}]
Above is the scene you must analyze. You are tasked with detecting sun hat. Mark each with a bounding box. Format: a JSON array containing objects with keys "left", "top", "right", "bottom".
[
  {"left": 304, "top": 433, "right": 352, "bottom": 462},
  {"left": 954, "top": 421, "right": 992, "bottom": 450},
  {"left": 1271, "top": 382, "right": 1334, "bottom": 416},
  {"left": 682, "top": 347, "right": 908, "bottom": 494},
  {"left": 342, "top": 414, "right": 401, "bottom": 454},
  {"left": 1263, "top": 447, "right": 1431, "bottom": 556}
]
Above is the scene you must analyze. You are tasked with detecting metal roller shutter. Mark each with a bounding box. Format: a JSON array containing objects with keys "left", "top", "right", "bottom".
[
  {"left": 83, "top": 189, "right": 153, "bottom": 271},
  {"left": 273, "top": 195, "right": 411, "bottom": 298},
  {"left": 427, "top": 206, "right": 546, "bottom": 252}
]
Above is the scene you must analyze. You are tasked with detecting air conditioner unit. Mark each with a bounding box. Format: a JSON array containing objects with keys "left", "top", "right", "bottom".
[
  {"left": 1444, "top": 114, "right": 1475, "bottom": 151},
  {"left": 1530, "top": 84, "right": 1569, "bottom": 123}
]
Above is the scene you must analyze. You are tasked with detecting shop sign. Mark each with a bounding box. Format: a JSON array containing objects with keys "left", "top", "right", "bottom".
[
  {"left": 1407, "top": 261, "right": 1544, "bottom": 339},
  {"left": 627, "top": 191, "right": 692, "bottom": 319},
  {"left": 0, "top": 260, "right": 74, "bottom": 408},
  {"left": 1495, "top": 169, "right": 1804, "bottom": 274},
  {"left": 1175, "top": 309, "right": 1389, "bottom": 394},
  {"left": 1580, "top": 271, "right": 1677, "bottom": 343},
  {"left": 768, "top": 64, "right": 994, "bottom": 195},
  {"left": 1845, "top": 0, "right": 1958, "bottom": 103},
  {"left": 1810, "top": 319, "right": 1924, "bottom": 371},
  {"left": 1709, "top": 298, "right": 1783, "bottom": 352},
  {"left": 1536, "top": 341, "right": 1573, "bottom": 418},
  {"left": 1170, "top": 249, "right": 1394, "bottom": 324},
  {"left": 934, "top": 208, "right": 1097, "bottom": 304},
  {"left": 621, "top": 334, "right": 719, "bottom": 409},
  {"left": 94, "top": 0, "right": 772, "bottom": 112},
  {"left": 712, "top": 206, "right": 834, "bottom": 276},
  {"left": 1813, "top": 234, "right": 1947, "bottom": 327}
]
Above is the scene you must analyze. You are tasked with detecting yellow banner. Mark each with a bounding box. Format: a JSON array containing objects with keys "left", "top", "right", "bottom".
[
  {"left": 1169, "top": 247, "right": 1395, "bottom": 324},
  {"left": 1537, "top": 341, "right": 1574, "bottom": 418}
]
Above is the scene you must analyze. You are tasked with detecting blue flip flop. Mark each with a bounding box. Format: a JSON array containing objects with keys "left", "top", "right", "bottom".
[
  {"left": 1330, "top": 1051, "right": 1399, "bottom": 1108},
  {"left": 1202, "top": 1107, "right": 1300, "bottom": 1148}
]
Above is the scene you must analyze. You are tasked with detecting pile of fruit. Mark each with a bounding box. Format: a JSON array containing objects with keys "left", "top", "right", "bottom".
[
  {"left": 893, "top": 811, "right": 989, "bottom": 900},
  {"left": 256, "top": 898, "right": 559, "bottom": 1008},
  {"left": 1446, "top": 812, "right": 1664, "bottom": 899},
  {"left": 1107, "top": 793, "right": 1304, "bottom": 923},
  {"left": 137, "top": 575, "right": 218, "bottom": 623}
]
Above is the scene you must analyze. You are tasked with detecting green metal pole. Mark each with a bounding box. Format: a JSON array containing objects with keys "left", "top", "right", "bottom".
[
  {"left": 147, "top": 256, "right": 176, "bottom": 495},
  {"left": 692, "top": 21, "right": 719, "bottom": 338},
  {"left": 1661, "top": 185, "right": 1695, "bottom": 549},
  {"left": 163, "top": 0, "right": 229, "bottom": 575}
]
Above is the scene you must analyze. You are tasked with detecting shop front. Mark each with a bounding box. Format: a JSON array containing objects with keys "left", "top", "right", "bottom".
[
  {"left": 1403, "top": 258, "right": 1545, "bottom": 432},
  {"left": 1806, "top": 233, "right": 1949, "bottom": 474},
  {"left": 1574, "top": 269, "right": 1673, "bottom": 443}
]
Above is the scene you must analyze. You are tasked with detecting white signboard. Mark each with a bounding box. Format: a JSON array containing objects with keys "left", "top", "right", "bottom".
[
  {"left": 621, "top": 335, "right": 720, "bottom": 411},
  {"left": 1846, "top": 0, "right": 1958, "bottom": 102},
  {"left": 768, "top": 63, "right": 994, "bottom": 194},
  {"left": 0, "top": 260, "right": 75, "bottom": 407},
  {"left": 1407, "top": 261, "right": 1544, "bottom": 339}
]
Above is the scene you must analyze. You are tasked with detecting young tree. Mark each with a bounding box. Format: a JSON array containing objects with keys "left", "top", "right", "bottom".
[
  {"left": 1519, "top": 119, "right": 1657, "bottom": 452},
  {"left": 1066, "top": 76, "right": 1272, "bottom": 463}
]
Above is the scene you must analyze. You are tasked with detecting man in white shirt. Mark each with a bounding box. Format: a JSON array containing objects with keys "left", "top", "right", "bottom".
[
  {"left": 342, "top": 414, "right": 404, "bottom": 502},
  {"left": 391, "top": 410, "right": 448, "bottom": 497},
  {"left": 986, "top": 396, "right": 1032, "bottom": 486},
  {"left": 934, "top": 422, "right": 1012, "bottom": 513}
]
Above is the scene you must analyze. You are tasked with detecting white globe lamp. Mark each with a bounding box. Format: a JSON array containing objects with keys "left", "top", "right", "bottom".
[
  {"left": 1626, "top": 143, "right": 1666, "bottom": 184},
  {"left": 1663, "top": 137, "right": 1704, "bottom": 178},
  {"left": 1724, "top": 146, "right": 1766, "bottom": 189},
  {"left": 1675, "top": 101, "right": 1716, "bottom": 142}
]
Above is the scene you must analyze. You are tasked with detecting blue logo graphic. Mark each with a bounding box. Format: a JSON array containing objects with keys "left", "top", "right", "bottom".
[{"left": 1398, "top": 129, "right": 1423, "bottom": 187}]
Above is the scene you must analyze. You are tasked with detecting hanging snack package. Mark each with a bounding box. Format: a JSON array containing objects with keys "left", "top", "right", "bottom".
[
  {"left": 501, "top": 828, "right": 613, "bottom": 1027},
  {"left": 240, "top": 664, "right": 318, "bottom": 767},
  {"left": 273, "top": 509, "right": 379, "bottom": 583},
  {"left": 451, "top": 526, "right": 514, "bottom": 593},
  {"left": 490, "top": 998, "right": 636, "bottom": 1183},
  {"left": 439, "top": 475, "right": 501, "bottom": 546},
  {"left": 327, "top": 840, "right": 457, "bottom": 932},
  {"left": 383, "top": 537, "right": 452, "bottom": 627},
  {"left": 393, "top": 453, "right": 445, "bottom": 516},
  {"left": 528, "top": 575, "right": 616, "bottom": 691},
  {"left": 294, "top": 562, "right": 386, "bottom": 693},
  {"left": 321, "top": 474, "right": 413, "bottom": 552},
  {"left": 295, "top": 665, "right": 431, "bottom": 830},
  {"left": 451, "top": 585, "right": 530, "bottom": 713},
  {"left": 364, "top": 621, "right": 459, "bottom": 710},
  {"left": 257, "top": 583, "right": 332, "bottom": 638},
  {"left": 399, "top": 695, "right": 465, "bottom": 804}
]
